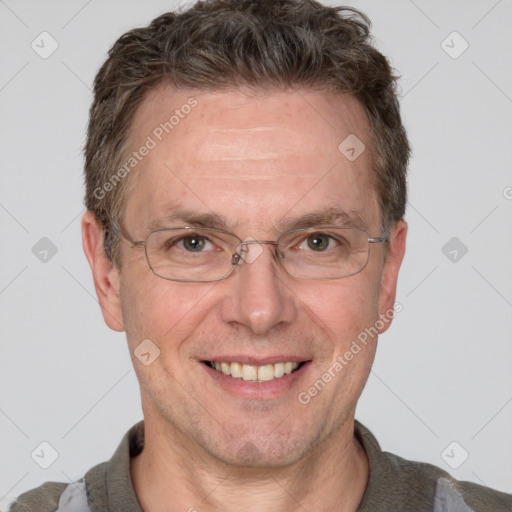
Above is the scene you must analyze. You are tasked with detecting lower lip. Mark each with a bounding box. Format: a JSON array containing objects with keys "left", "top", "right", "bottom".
[{"left": 202, "top": 361, "right": 311, "bottom": 399}]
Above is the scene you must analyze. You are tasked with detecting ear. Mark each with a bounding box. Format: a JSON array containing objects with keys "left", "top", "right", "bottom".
[
  {"left": 82, "top": 210, "right": 124, "bottom": 332},
  {"left": 377, "top": 219, "right": 407, "bottom": 334}
]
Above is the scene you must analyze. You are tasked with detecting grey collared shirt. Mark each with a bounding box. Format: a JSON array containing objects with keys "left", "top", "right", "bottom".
[{"left": 7, "top": 420, "right": 512, "bottom": 511}]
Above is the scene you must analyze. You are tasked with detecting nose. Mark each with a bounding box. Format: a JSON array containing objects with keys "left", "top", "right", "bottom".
[{"left": 219, "top": 243, "right": 297, "bottom": 335}]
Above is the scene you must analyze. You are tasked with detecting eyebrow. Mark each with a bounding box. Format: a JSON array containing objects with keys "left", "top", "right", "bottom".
[
  {"left": 276, "top": 207, "right": 367, "bottom": 231},
  {"left": 147, "top": 210, "right": 230, "bottom": 232},
  {"left": 146, "top": 206, "right": 367, "bottom": 233}
]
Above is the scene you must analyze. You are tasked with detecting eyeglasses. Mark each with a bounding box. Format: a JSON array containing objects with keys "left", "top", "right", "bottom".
[{"left": 118, "top": 225, "right": 390, "bottom": 283}]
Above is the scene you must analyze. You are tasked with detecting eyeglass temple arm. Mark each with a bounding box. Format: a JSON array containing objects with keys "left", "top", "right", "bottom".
[
  {"left": 114, "top": 224, "right": 146, "bottom": 248},
  {"left": 369, "top": 226, "right": 391, "bottom": 244}
]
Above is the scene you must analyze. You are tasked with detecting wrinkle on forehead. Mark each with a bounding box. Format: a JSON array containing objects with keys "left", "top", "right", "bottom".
[
  {"left": 191, "top": 126, "right": 320, "bottom": 163},
  {"left": 123, "top": 88, "right": 380, "bottom": 231}
]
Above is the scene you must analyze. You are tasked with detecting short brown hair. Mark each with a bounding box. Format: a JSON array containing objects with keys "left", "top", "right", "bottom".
[{"left": 84, "top": 0, "right": 409, "bottom": 264}]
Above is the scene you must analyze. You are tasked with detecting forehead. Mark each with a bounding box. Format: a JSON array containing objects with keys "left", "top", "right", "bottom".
[{"left": 122, "top": 86, "right": 379, "bottom": 234}]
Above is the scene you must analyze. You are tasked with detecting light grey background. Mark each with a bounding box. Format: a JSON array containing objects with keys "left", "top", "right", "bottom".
[{"left": 1, "top": 0, "right": 511, "bottom": 504}]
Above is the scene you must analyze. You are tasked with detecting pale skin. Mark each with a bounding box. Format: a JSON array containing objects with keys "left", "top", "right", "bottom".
[{"left": 82, "top": 86, "right": 407, "bottom": 511}]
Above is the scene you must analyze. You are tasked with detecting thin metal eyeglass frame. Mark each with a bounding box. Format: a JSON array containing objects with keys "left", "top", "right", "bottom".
[{"left": 117, "top": 225, "right": 391, "bottom": 283}]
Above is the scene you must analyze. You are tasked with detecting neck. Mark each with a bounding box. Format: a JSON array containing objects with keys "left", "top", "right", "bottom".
[{"left": 131, "top": 412, "right": 369, "bottom": 512}]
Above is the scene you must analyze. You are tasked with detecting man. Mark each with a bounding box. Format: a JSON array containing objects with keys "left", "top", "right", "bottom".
[{"left": 8, "top": 0, "right": 512, "bottom": 511}]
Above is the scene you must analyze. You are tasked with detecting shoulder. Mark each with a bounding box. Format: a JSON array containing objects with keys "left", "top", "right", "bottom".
[
  {"left": 5, "top": 422, "right": 142, "bottom": 512},
  {"left": 355, "top": 421, "right": 512, "bottom": 511},
  {"left": 436, "top": 474, "right": 512, "bottom": 511},
  {"left": 383, "top": 450, "right": 512, "bottom": 511},
  {"left": 6, "top": 477, "right": 97, "bottom": 512},
  {"left": 6, "top": 481, "right": 68, "bottom": 511}
]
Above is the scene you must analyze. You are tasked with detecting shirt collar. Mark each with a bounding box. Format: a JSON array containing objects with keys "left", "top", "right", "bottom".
[{"left": 86, "top": 419, "right": 384, "bottom": 511}]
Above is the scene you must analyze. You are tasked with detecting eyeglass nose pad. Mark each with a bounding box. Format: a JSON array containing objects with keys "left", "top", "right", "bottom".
[{"left": 231, "top": 252, "right": 243, "bottom": 266}]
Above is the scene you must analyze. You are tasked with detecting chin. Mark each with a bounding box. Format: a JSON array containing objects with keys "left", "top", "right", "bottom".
[
  {"left": 194, "top": 421, "right": 326, "bottom": 469},
  {"left": 210, "top": 437, "right": 311, "bottom": 469}
]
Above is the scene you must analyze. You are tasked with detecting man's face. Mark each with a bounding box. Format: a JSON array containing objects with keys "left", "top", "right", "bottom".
[{"left": 90, "top": 87, "right": 405, "bottom": 467}]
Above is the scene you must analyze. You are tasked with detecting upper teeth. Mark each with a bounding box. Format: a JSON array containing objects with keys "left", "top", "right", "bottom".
[{"left": 210, "top": 361, "right": 300, "bottom": 382}]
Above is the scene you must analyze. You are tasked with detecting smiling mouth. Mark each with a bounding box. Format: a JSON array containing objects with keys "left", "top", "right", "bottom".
[{"left": 204, "top": 361, "right": 306, "bottom": 382}]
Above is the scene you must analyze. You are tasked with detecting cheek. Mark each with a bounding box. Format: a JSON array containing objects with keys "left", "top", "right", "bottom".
[
  {"left": 119, "top": 275, "right": 217, "bottom": 350},
  {"left": 301, "top": 275, "right": 381, "bottom": 344}
]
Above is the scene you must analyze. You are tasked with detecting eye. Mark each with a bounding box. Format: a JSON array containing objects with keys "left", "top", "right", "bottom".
[
  {"left": 160, "top": 231, "right": 214, "bottom": 254},
  {"left": 170, "top": 234, "right": 215, "bottom": 252},
  {"left": 300, "top": 232, "right": 338, "bottom": 252}
]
